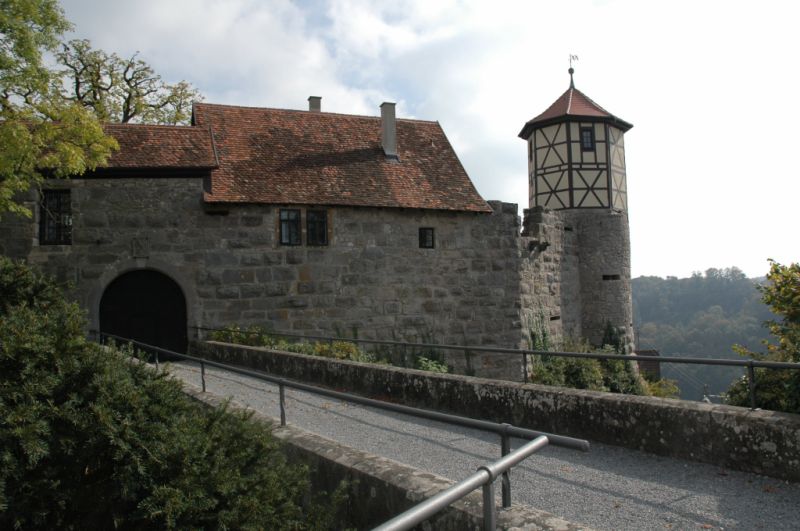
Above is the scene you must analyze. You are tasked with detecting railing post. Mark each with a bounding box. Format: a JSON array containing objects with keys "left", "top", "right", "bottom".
[
  {"left": 279, "top": 382, "right": 287, "bottom": 426},
  {"left": 482, "top": 478, "right": 497, "bottom": 531},
  {"left": 748, "top": 362, "right": 757, "bottom": 410},
  {"left": 155, "top": 350, "right": 159, "bottom": 370},
  {"left": 500, "top": 423, "right": 511, "bottom": 508},
  {"left": 200, "top": 361, "right": 206, "bottom": 393}
]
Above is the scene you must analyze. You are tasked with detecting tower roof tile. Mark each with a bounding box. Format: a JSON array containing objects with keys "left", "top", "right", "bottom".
[{"left": 518, "top": 85, "right": 632, "bottom": 139}]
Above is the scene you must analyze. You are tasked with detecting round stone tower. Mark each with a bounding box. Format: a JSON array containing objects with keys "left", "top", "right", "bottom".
[{"left": 518, "top": 68, "right": 634, "bottom": 350}]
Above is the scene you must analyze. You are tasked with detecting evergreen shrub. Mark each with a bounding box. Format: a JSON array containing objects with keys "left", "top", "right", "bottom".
[{"left": 0, "top": 257, "right": 337, "bottom": 529}]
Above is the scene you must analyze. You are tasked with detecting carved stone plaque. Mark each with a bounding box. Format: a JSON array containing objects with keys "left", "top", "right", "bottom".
[{"left": 131, "top": 237, "right": 150, "bottom": 259}]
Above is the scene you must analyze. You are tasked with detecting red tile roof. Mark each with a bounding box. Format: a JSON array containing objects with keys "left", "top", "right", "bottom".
[
  {"left": 518, "top": 86, "right": 632, "bottom": 139},
  {"left": 103, "top": 123, "right": 218, "bottom": 169},
  {"left": 192, "top": 103, "right": 491, "bottom": 212}
]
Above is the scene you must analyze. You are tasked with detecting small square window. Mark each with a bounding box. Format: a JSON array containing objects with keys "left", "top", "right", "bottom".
[
  {"left": 280, "top": 209, "right": 301, "bottom": 245},
  {"left": 419, "top": 227, "right": 434, "bottom": 249},
  {"left": 39, "top": 190, "right": 72, "bottom": 245},
  {"left": 580, "top": 127, "right": 595, "bottom": 151},
  {"left": 307, "top": 209, "right": 328, "bottom": 246}
]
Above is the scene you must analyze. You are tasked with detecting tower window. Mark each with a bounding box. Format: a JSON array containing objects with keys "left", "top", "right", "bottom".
[
  {"left": 419, "top": 227, "right": 435, "bottom": 248},
  {"left": 580, "top": 127, "right": 595, "bottom": 151},
  {"left": 279, "top": 209, "right": 301, "bottom": 245},
  {"left": 306, "top": 209, "right": 328, "bottom": 246},
  {"left": 39, "top": 189, "right": 72, "bottom": 245}
]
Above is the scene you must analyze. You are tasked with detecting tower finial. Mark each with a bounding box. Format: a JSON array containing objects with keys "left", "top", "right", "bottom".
[{"left": 569, "top": 54, "right": 578, "bottom": 88}]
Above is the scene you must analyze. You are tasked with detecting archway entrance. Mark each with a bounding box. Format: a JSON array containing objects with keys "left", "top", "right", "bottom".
[{"left": 99, "top": 269, "right": 187, "bottom": 354}]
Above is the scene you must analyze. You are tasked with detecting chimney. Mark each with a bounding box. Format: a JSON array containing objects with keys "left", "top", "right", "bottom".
[
  {"left": 308, "top": 96, "right": 321, "bottom": 112},
  {"left": 380, "top": 102, "right": 398, "bottom": 159}
]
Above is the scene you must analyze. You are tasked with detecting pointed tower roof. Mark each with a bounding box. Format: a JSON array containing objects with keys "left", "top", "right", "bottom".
[{"left": 518, "top": 69, "right": 632, "bottom": 139}]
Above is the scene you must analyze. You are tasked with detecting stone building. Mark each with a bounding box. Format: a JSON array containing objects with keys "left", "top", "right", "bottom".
[{"left": 0, "top": 71, "right": 634, "bottom": 375}]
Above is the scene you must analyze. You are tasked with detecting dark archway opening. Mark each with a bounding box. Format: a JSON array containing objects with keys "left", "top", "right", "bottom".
[{"left": 99, "top": 269, "right": 187, "bottom": 355}]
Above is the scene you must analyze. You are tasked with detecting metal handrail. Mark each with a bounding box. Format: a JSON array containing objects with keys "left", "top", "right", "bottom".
[
  {"left": 94, "top": 332, "right": 589, "bottom": 515},
  {"left": 192, "top": 325, "right": 800, "bottom": 409},
  {"left": 373, "top": 436, "right": 550, "bottom": 531}
]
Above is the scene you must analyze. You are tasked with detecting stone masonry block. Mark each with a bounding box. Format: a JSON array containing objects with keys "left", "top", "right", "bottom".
[
  {"left": 215, "top": 286, "right": 239, "bottom": 299},
  {"left": 286, "top": 249, "right": 305, "bottom": 264},
  {"left": 222, "top": 269, "right": 254, "bottom": 284},
  {"left": 240, "top": 285, "right": 264, "bottom": 298},
  {"left": 273, "top": 267, "right": 297, "bottom": 281}
]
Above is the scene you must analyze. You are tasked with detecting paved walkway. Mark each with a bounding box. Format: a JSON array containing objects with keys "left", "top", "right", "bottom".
[{"left": 165, "top": 361, "right": 800, "bottom": 530}]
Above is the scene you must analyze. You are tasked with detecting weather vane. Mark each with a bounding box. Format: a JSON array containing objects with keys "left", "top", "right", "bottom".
[{"left": 569, "top": 54, "right": 578, "bottom": 87}]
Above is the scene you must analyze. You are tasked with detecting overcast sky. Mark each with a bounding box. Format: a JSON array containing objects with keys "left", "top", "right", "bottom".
[{"left": 59, "top": 0, "right": 798, "bottom": 279}]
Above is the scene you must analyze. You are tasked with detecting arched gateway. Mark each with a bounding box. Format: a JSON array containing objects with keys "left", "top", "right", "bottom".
[{"left": 99, "top": 269, "right": 188, "bottom": 354}]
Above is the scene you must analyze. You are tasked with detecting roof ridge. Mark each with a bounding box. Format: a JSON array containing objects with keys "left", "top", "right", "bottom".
[
  {"left": 194, "top": 102, "right": 439, "bottom": 124},
  {"left": 566, "top": 87, "right": 573, "bottom": 114}
]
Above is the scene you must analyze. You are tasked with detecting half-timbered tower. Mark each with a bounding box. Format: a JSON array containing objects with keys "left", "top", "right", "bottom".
[{"left": 519, "top": 68, "right": 634, "bottom": 349}]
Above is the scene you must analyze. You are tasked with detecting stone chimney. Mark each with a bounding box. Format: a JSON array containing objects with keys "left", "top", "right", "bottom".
[
  {"left": 380, "top": 102, "right": 398, "bottom": 159},
  {"left": 308, "top": 96, "right": 321, "bottom": 112}
]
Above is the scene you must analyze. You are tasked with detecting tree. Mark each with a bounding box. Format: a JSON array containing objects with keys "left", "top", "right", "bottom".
[
  {"left": 57, "top": 39, "right": 202, "bottom": 125},
  {"left": 727, "top": 261, "right": 800, "bottom": 413},
  {"left": 632, "top": 269, "right": 772, "bottom": 399},
  {"left": 0, "top": 0, "right": 117, "bottom": 217}
]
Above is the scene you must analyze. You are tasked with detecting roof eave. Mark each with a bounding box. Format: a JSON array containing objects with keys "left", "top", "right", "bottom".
[
  {"left": 201, "top": 195, "right": 493, "bottom": 213},
  {"left": 518, "top": 114, "right": 633, "bottom": 140}
]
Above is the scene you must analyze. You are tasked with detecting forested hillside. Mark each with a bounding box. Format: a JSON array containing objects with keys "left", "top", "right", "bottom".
[{"left": 632, "top": 267, "right": 771, "bottom": 400}]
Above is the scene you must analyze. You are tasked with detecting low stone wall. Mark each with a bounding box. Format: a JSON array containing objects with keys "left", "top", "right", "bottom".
[
  {"left": 181, "top": 384, "right": 588, "bottom": 530},
  {"left": 193, "top": 341, "right": 800, "bottom": 482}
]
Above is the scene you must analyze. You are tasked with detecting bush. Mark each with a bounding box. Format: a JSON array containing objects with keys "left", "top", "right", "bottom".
[
  {"left": 0, "top": 257, "right": 336, "bottom": 529},
  {"left": 209, "top": 324, "right": 276, "bottom": 347},
  {"left": 209, "top": 326, "right": 377, "bottom": 362},
  {"left": 529, "top": 338, "right": 660, "bottom": 396},
  {"left": 641, "top": 373, "right": 681, "bottom": 399},
  {"left": 530, "top": 354, "right": 605, "bottom": 390},
  {"left": 414, "top": 356, "right": 449, "bottom": 373},
  {"left": 727, "top": 368, "right": 800, "bottom": 412},
  {"left": 314, "top": 340, "right": 375, "bottom": 363},
  {"left": 727, "top": 261, "right": 800, "bottom": 413}
]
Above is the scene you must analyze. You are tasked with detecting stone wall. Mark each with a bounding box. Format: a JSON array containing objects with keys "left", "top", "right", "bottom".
[
  {"left": 521, "top": 207, "right": 634, "bottom": 349},
  {"left": 563, "top": 209, "right": 634, "bottom": 348},
  {"left": 0, "top": 177, "right": 575, "bottom": 379},
  {"left": 522, "top": 207, "right": 576, "bottom": 344},
  {"left": 182, "top": 385, "right": 589, "bottom": 530},
  {"left": 194, "top": 341, "right": 800, "bottom": 482}
]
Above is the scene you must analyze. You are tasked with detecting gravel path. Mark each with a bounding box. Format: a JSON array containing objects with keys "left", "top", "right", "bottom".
[{"left": 165, "top": 361, "right": 800, "bottom": 530}]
